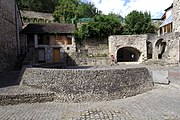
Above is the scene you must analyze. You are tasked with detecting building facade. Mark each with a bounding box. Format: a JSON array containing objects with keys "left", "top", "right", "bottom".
[
  {"left": 0, "top": 0, "right": 22, "bottom": 72},
  {"left": 109, "top": 0, "right": 180, "bottom": 66},
  {"left": 158, "top": 4, "right": 173, "bottom": 36},
  {"left": 109, "top": 35, "right": 148, "bottom": 63},
  {"left": 21, "top": 23, "right": 76, "bottom": 65}
]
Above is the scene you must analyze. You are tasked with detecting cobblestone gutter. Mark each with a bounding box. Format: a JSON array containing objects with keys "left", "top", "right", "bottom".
[{"left": 21, "top": 67, "right": 154, "bottom": 102}]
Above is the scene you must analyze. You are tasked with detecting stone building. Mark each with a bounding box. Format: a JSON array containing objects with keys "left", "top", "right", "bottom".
[
  {"left": 173, "top": 0, "right": 180, "bottom": 32},
  {"left": 109, "top": 0, "right": 180, "bottom": 66},
  {"left": 20, "top": 10, "right": 54, "bottom": 27},
  {"left": 5, "top": 0, "right": 179, "bottom": 67},
  {"left": 21, "top": 23, "right": 76, "bottom": 65},
  {"left": 158, "top": 4, "right": 173, "bottom": 36},
  {"left": 109, "top": 35, "right": 148, "bottom": 63},
  {"left": 0, "top": 0, "right": 22, "bottom": 72}
]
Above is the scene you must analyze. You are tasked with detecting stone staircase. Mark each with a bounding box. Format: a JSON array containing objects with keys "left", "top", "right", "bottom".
[
  {"left": 0, "top": 86, "right": 56, "bottom": 106},
  {"left": 0, "top": 68, "right": 57, "bottom": 106}
]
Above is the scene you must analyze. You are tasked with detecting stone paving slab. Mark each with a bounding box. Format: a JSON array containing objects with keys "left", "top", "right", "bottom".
[
  {"left": 0, "top": 85, "right": 179, "bottom": 120},
  {"left": 0, "top": 86, "right": 56, "bottom": 105},
  {"left": 152, "top": 70, "right": 169, "bottom": 84}
]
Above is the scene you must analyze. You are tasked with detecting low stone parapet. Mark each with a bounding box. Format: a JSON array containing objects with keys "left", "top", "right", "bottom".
[{"left": 21, "top": 67, "right": 154, "bottom": 102}]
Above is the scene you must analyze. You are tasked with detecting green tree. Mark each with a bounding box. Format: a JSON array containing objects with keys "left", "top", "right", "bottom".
[
  {"left": 74, "top": 13, "right": 123, "bottom": 44},
  {"left": 53, "top": 0, "right": 80, "bottom": 23},
  {"left": 76, "top": 2, "right": 98, "bottom": 18},
  {"left": 17, "top": 0, "right": 57, "bottom": 13},
  {"left": 53, "top": 0, "right": 99, "bottom": 23},
  {"left": 123, "top": 10, "right": 155, "bottom": 35}
]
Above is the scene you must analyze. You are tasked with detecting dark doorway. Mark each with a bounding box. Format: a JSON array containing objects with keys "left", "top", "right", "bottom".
[
  {"left": 147, "top": 41, "right": 152, "bottom": 59},
  {"left": 117, "top": 47, "right": 141, "bottom": 62},
  {"left": 38, "top": 48, "right": 45, "bottom": 63}
]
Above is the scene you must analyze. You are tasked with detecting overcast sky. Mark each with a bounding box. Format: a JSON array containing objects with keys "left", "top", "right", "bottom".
[{"left": 82, "top": 0, "right": 173, "bottom": 18}]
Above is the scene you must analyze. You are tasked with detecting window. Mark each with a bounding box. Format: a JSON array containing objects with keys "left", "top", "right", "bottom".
[
  {"left": 164, "top": 26, "right": 167, "bottom": 33},
  {"left": 38, "top": 49, "right": 45, "bottom": 63},
  {"left": 54, "top": 35, "right": 72, "bottom": 45},
  {"left": 167, "top": 24, "right": 171, "bottom": 33},
  {"left": 38, "top": 35, "right": 50, "bottom": 45}
]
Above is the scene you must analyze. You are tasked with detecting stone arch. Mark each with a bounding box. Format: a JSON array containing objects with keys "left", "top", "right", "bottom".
[
  {"left": 155, "top": 39, "right": 167, "bottom": 59},
  {"left": 116, "top": 47, "right": 141, "bottom": 62}
]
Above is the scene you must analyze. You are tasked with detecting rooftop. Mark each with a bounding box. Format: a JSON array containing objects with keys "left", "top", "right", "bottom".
[
  {"left": 21, "top": 23, "right": 75, "bottom": 34},
  {"left": 159, "top": 14, "right": 173, "bottom": 28}
]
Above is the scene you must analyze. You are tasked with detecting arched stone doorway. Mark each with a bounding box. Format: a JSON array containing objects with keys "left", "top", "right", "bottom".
[
  {"left": 117, "top": 47, "right": 141, "bottom": 62},
  {"left": 155, "top": 39, "right": 167, "bottom": 59}
]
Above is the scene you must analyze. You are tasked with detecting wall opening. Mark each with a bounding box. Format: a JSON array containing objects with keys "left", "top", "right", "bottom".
[
  {"left": 38, "top": 48, "right": 45, "bottom": 63},
  {"left": 155, "top": 39, "right": 167, "bottom": 59},
  {"left": 147, "top": 41, "right": 152, "bottom": 59},
  {"left": 53, "top": 48, "right": 60, "bottom": 63},
  {"left": 117, "top": 47, "right": 141, "bottom": 62},
  {"left": 38, "top": 35, "right": 50, "bottom": 45}
]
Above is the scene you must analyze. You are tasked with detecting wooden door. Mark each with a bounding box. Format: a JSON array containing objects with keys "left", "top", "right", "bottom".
[{"left": 53, "top": 48, "right": 60, "bottom": 63}]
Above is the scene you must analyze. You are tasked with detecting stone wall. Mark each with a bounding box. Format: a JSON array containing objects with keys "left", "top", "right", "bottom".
[
  {"left": 20, "top": 10, "right": 54, "bottom": 27},
  {"left": 69, "top": 38, "right": 109, "bottom": 66},
  {"left": 21, "top": 67, "right": 153, "bottom": 102},
  {"left": 109, "top": 35, "right": 148, "bottom": 63},
  {"left": 0, "top": 0, "right": 21, "bottom": 72},
  {"left": 173, "top": 0, "right": 180, "bottom": 32},
  {"left": 68, "top": 57, "right": 109, "bottom": 66},
  {"left": 81, "top": 38, "right": 108, "bottom": 57},
  {"left": 148, "top": 32, "right": 180, "bottom": 65}
]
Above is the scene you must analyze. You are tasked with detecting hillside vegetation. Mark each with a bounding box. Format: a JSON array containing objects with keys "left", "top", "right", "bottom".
[
  {"left": 17, "top": 0, "right": 155, "bottom": 43},
  {"left": 17, "top": 0, "right": 58, "bottom": 13}
]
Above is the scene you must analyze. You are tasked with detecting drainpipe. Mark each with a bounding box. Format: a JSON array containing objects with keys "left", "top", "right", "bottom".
[{"left": 14, "top": 0, "right": 20, "bottom": 56}]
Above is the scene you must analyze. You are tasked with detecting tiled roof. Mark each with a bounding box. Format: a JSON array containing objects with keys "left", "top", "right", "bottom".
[
  {"left": 21, "top": 23, "right": 75, "bottom": 34},
  {"left": 159, "top": 14, "right": 173, "bottom": 28},
  {"left": 164, "top": 4, "right": 173, "bottom": 11}
]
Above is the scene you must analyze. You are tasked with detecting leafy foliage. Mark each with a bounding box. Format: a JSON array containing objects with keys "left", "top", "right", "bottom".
[
  {"left": 17, "top": 0, "right": 156, "bottom": 43},
  {"left": 123, "top": 10, "right": 155, "bottom": 35},
  {"left": 17, "top": 0, "right": 57, "bottom": 13},
  {"left": 53, "top": 0, "right": 79, "bottom": 23},
  {"left": 53, "top": 0, "right": 99, "bottom": 23},
  {"left": 74, "top": 13, "right": 123, "bottom": 43},
  {"left": 76, "top": 2, "right": 98, "bottom": 18}
]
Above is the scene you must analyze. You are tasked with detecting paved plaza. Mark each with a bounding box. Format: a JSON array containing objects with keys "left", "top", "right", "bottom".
[
  {"left": 0, "top": 65, "right": 180, "bottom": 119},
  {"left": 0, "top": 84, "right": 179, "bottom": 120}
]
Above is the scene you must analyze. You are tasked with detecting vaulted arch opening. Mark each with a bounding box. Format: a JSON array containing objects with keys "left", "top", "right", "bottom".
[
  {"left": 155, "top": 39, "right": 167, "bottom": 59},
  {"left": 117, "top": 47, "right": 141, "bottom": 62}
]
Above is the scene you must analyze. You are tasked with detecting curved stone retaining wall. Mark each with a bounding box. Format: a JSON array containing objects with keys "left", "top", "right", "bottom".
[{"left": 21, "top": 67, "right": 153, "bottom": 102}]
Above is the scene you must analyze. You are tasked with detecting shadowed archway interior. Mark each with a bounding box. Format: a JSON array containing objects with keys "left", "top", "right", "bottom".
[
  {"left": 117, "top": 47, "right": 141, "bottom": 62},
  {"left": 155, "top": 39, "right": 167, "bottom": 59}
]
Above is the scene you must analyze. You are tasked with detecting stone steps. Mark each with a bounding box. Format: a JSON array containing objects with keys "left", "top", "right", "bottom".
[{"left": 0, "top": 86, "right": 56, "bottom": 106}]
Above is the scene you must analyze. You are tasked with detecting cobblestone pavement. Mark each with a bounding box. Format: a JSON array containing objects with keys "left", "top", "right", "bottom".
[{"left": 0, "top": 85, "right": 179, "bottom": 120}]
